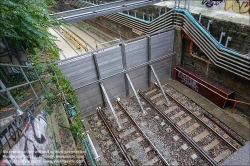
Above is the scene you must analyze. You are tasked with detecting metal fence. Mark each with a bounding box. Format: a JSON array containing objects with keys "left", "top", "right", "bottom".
[{"left": 58, "top": 29, "right": 175, "bottom": 115}]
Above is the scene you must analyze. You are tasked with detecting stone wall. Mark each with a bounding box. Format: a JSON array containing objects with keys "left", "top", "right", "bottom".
[
  {"left": 192, "top": 14, "right": 250, "bottom": 54},
  {"left": 84, "top": 16, "right": 140, "bottom": 40},
  {"left": 181, "top": 39, "right": 250, "bottom": 115}
]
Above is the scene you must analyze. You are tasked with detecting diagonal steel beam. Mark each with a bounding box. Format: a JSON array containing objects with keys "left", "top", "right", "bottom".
[
  {"left": 54, "top": 0, "right": 162, "bottom": 23},
  {"left": 149, "top": 65, "right": 171, "bottom": 106},
  {"left": 100, "top": 83, "right": 123, "bottom": 130},
  {"left": 125, "top": 73, "right": 145, "bottom": 114}
]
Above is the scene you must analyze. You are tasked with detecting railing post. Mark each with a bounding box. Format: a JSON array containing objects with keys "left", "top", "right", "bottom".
[
  {"left": 148, "top": 14, "right": 151, "bottom": 22},
  {"left": 20, "top": 67, "right": 38, "bottom": 99},
  {"left": 33, "top": 68, "right": 46, "bottom": 92},
  {"left": 134, "top": 10, "right": 137, "bottom": 18},
  {"left": 219, "top": 32, "right": 226, "bottom": 43},
  {"left": 0, "top": 80, "right": 23, "bottom": 114},
  {"left": 231, "top": 101, "right": 237, "bottom": 113},
  {"left": 225, "top": 36, "right": 232, "bottom": 47},
  {"left": 198, "top": 13, "right": 202, "bottom": 23},
  {"left": 142, "top": 12, "right": 145, "bottom": 20},
  {"left": 207, "top": 20, "right": 213, "bottom": 32}
]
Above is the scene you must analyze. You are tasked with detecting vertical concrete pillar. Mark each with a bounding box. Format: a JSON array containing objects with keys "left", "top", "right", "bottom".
[{"left": 172, "top": 27, "right": 182, "bottom": 78}]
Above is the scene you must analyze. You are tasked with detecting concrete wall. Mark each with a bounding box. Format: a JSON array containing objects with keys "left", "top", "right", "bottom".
[{"left": 181, "top": 39, "right": 250, "bottom": 115}]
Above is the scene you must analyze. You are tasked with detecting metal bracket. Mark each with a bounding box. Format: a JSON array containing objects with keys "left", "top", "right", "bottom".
[
  {"left": 198, "top": 13, "right": 202, "bottom": 23},
  {"left": 225, "top": 36, "right": 232, "bottom": 47},
  {"left": 100, "top": 83, "right": 123, "bottom": 130},
  {"left": 207, "top": 20, "right": 213, "bottom": 32},
  {"left": 219, "top": 32, "right": 226, "bottom": 44},
  {"left": 150, "top": 65, "right": 171, "bottom": 106},
  {"left": 0, "top": 80, "right": 23, "bottom": 114},
  {"left": 125, "top": 74, "right": 146, "bottom": 114}
]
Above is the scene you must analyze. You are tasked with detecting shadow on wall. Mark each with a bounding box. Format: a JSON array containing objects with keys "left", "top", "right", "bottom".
[{"left": 1, "top": 111, "right": 55, "bottom": 166}]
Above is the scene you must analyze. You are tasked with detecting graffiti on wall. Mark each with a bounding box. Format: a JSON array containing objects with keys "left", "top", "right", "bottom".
[
  {"left": 178, "top": 71, "right": 199, "bottom": 92},
  {"left": 0, "top": 110, "right": 55, "bottom": 166},
  {"left": 202, "top": 0, "right": 250, "bottom": 14}
]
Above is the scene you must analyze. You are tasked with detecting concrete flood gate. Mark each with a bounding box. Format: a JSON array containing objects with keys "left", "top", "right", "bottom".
[{"left": 57, "top": 29, "right": 175, "bottom": 115}]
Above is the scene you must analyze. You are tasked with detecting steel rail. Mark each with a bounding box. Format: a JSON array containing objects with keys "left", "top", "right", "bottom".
[
  {"left": 154, "top": 83, "right": 238, "bottom": 151},
  {"left": 72, "top": 24, "right": 108, "bottom": 48},
  {"left": 97, "top": 108, "right": 134, "bottom": 166},
  {"left": 117, "top": 100, "right": 169, "bottom": 166},
  {"left": 62, "top": 25, "right": 92, "bottom": 51},
  {"left": 204, "top": 113, "right": 245, "bottom": 146},
  {"left": 138, "top": 91, "right": 218, "bottom": 166},
  {"left": 52, "top": 28, "right": 80, "bottom": 56}
]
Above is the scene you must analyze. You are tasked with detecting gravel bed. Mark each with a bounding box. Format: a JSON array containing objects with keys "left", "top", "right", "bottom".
[
  {"left": 87, "top": 114, "right": 127, "bottom": 166},
  {"left": 123, "top": 95, "right": 210, "bottom": 166}
]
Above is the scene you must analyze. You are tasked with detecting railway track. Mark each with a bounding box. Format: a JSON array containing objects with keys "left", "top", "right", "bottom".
[
  {"left": 137, "top": 83, "right": 245, "bottom": 165},
  {"left": 100, "top": 102, "right": 166, "bottom": 165},
  {"left": 50, "top": 28, "right": 80, "bottom": 56}
]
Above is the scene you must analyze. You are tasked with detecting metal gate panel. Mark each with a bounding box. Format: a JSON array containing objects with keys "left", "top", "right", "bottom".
[
  {"left": 103, "top": 74, "right": 126, "bottom": 102},
  {"left": 151, "top": 55, "right": 172, "bottom": 83},
  {"left": 125, "top": 38, "right": 148, "bottom": 68},
  {"left": 151, "top": 30, "right": 174, "bottom": 60},
  {"left": 77, "top": 83, "right": 103, "bottom": 113},
  {"left": 95, "top": 47, "right": 123, "bottom": 78},
  {"left": 59, "top": 56, "right": 98, "bottom": 89},
  {"left": 128, "top": 66, "right": 148, "bottom": 91}
]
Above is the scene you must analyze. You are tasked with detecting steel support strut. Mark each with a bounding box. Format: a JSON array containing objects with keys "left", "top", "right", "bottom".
[
  {"left": 125, "top": 74, "right": 146, "bottom": 114},
  {"left": 150, "top": 65, "right": 171, "bottom": 106},
  {"left": 147, "top": 36, "right": 152, "bottom": 87},
  {"left": 100, "top": 83, "right": 123, "bottom": 130},
  {"left": 93, "top": 54, "right": 106, "bottom": 107},
  {"left": 20, "top": 67, "right": 38, "bottom": 99},
  {"left": 121, "top": 43, "right": 129, "bottom": 96},
  {"left": 0, "top": 80, "right": 23, "bottom": 114}
]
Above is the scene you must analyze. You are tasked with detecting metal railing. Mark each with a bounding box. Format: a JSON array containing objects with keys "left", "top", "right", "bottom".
[{"left": 0, "top": 63, "right": 45, "bottom": 115}]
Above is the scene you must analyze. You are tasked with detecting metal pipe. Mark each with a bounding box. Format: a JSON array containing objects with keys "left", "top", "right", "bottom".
[
  {"left": 219, "top": 32, "right": 226, "bottom": 43},
  {"left": 134, "top": 10, "right": 137, "bottom": 17},
  {"left": 121, "top": 43, "right": 129, "bottom": 96},
  {"left": 0, "top": 80, "right": 23, "bottom": 114},
  {"left": 178, "top": 0, "right": 180, "bottom": 7},
  {"left": 100, "top": 83, "right": 123, "bottom": 130},
  {"left": 150, "top": 65, "right": 170, "bottom": 105},
  {"left": 0, "top": 80, "right": 39, "bottom": 93},
  {"left": 87, "top": 133, "right": 100, "bottom": 161},
  {"left": 20, "top": 67, "right": 38, "bottom": 99},
  {"left": 184, "top": 0, "right": 187, "bottom": 9},
  {"left": 142, "top": 12, "right": 145, "bottom": 20},
  {"left": 125, "top": 74, "right": 145, "bottom": 114},
  {"left": 206, "top": 20, "right": 213, "bottom": 32},
  {"left": 198, "top": 13, "right": 202, "bottom": 23},
  {"left": 33, "top": 69, "right": 46, "bottom": 92},
  {"left": 151, "top": 13, "right": 154, "bottom": 20},
  {"left": 225, "top": 36, "right": 232, "bottom": 47}
]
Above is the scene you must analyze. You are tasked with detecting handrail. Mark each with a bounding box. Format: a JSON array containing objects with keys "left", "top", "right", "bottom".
[{"left": 174, "top": 68, "right": 250, "bottom": 113}]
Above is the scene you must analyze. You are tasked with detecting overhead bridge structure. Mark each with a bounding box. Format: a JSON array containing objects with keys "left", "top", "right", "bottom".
[
  {"left": 55, "top": 0, "right": 250, "bottom": 114},
  {"left": 55, "top": 0, "right": 162, "bottom": 23}
]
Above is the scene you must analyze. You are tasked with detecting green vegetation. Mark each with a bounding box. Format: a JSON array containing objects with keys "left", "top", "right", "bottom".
[{"left": 0, "top": 0, "right": 84, "bottom": 142}]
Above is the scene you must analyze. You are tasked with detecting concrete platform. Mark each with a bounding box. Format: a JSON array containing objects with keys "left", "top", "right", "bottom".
[
  {"left": 220, "top": 142, "right": 250, "bottom": 166},
  {"left": 166, "top": 79, "right": 250, "bottom": 141}
]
